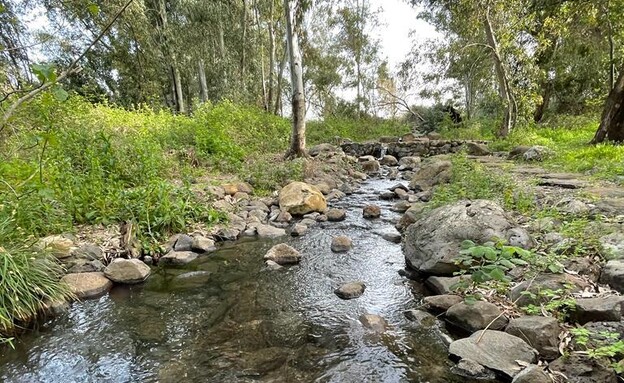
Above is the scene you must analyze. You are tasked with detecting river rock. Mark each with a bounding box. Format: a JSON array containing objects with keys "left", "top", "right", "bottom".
[
  {"left": 66, "top": 259, "right": 105, "bottom": 274},
  {"left": 600, "top": 232, "right": 624, "bottom": 259},
  {"left": 425, "top": 276, "right": 465, "bottom": 295},
  {"left": 278, "top": 182, "right": 327, "bottom": 215},
  {"left": 191, "top": 236, "right": 216, "bottom": 253},
  {"left": 263, "top": 243, "right": 301, "bottom": 265},
  {"left": 423, "top": 294, "right": 463, "bottom": 313},
  {"left": 408, "top": 158, "right": 452, "bottom": 191},
  {"left": 395, "top": 188, "right": 409, "bottom": 200},
  {"left": 600, "top": 260, "right": 624, "bottom": 293},
  {"left": 380, "top": 190, "right": 397, "bottom": 200},
  {"left": 363, "top": 204, "right": 381, "bottom": 218},
  {"left": 511, "top": 365, "right": 551, "bottom": 383},
  {"left": 380, "top": 155, "right": 398, "bottom": 166},
  {"left": 403, "top": 200, "right": 533, "bottom": 275},
  {"left": 331, "top": 236, "right": 353, "bottom": 253},
  {"left": 104, "top": 258, "right": 151, "bottom": 284},
  {"left": 171, "top": 234, "right": 193, "bottom": 251},
  {"left": 326, "top": 189, "right": 347, "bottom": 201},
  {"left": 398, "top": 156, "right": 421, "bottom": 170},
  {"left": 549, "top": 354, "right": 617, "bottom": 383},
  {"left": 404, "top": 309, "right": 438, "bottom": 327},
  {"left": 395, "top": 204, "right": 426, "bottom": 233},
  {"left": 505, "top": 316, "right": 560, "bottom": 360},
  {"left": 256, "top": 224, "right": 287, "bottom": 238},
  {"left": 359, "top": 314, "right": 388, "bottom": 332},
  {"left": 445, "top": 301, "right": 508, "bottom": 333},
  {"left": 335, "top": 281, "right": 366, "bottom": 299},
  {"left": 390, "top": 200, "right": 411, "bottom": 213},
  {"left": 61, "top": 272, "right": 113, "bottom": 299},
  {"left": 265, "top": 260, "right": 283, "bottom": 270},
  {"left": 360, "top": 160, "right": 381, "bottom": 174},
  {"left": 290, "top": 223, "right": 308, "bottom": 237},
  {"left": 448, "top": 330, "right": 538, "bottom": 379},
  {"left": 274, "top": 210, "right": 293, "bottom": 223},
  {"left": 37, "top": 235, "right": 76, "bottom": 259},
  {"left": 387, "top": 167, "right": 399, "bottom": 180},
  {"left": 466, "top": 142, "right": 492, "bottom": 156},
  {"left": 452, "top": 358, "right": 497, "bottom": 381},
  {"left": 326, "top": 208, "right": 347, "bottom": 222},
  {"left": 160, "top": 251, "right": 198, "bottom": 265},
  {"left": 571, "top": 296, "right": 624, "bottom": 324},
  {"left": 511, "top": 273, "right": 589, "bottom": 307},
  {"left": 71, "top": 244, "right": 104, "bottom": 261},
  {"left": 522, "top": 146, "right": 553, "bottom": 162}
]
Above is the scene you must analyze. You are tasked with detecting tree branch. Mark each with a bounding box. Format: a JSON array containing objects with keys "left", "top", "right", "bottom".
[
  {"left": 376, "top": 85, "right": 425, "bottom": 122},
  {"left": 1, "top": 0, "right": 134, "bottom": 131}
]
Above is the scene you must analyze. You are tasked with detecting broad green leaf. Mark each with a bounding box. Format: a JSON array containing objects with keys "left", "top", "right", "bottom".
[
  {"left": 499, "top": 259, "right": 515, "bottom": 269},
  {"left": 489, "top": 267, "right": 506, "bottom": 281},
  {"left": 461, "top": 240, "right": 475, "bottom": 249},
  {"left": 31, "top": 63, "right": 57, "bottom": 83},
  {"left": 510, "top": 258, "right": 529, "bottom": 265},
  {"left": 483, "top": 248, "right": 498, "bottom": 261},
  {"left": 52, "top": 86, "right": 69, "bottom": 102}
]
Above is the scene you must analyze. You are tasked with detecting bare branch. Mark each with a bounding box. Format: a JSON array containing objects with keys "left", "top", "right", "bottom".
[{"left": 376, "top": 85, "right": 425, "bottom": 122}]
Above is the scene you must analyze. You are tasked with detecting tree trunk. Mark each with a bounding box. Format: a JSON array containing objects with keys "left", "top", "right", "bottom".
[
  {"left": 218, "top": 21, "right": 227, "bottom": 87},
  {"left": 274, "top": 46, "right": 287, "bottom": 115},
  {"left": 533, "top": 80, "right": 552, "bottom": 123},
  {"left": 241, "top": 0, "right": 248, "bottom": 90},
  {"left": 172, "top": 61, "right": 185, "bottom": 113},
  {"left": 592, "top": 68, "right": 624, "bottom": 143},
  {"left": 284, "top": 0, "right": 306, "bottom": 158},
  {"left": 253, "top": 0, "right": 269, "bottom": 111},
  {"left": 198, "top": 59, "right": 208, "bottom": 103},
  {"left": 484, "top": 8, "right": 515, "bottom": 137},
  {"left": 267, "top": 0, "right": 277, "bottom": 111}
]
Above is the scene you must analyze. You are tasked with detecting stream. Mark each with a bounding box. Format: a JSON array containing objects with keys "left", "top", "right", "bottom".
[{"left": 0, "top": 178, "right": 465, "bottom": 383}]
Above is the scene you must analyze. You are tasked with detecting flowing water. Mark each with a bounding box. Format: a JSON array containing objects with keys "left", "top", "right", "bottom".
[{"left": 0, "top": 178, "right": 466, "bottom": 383}]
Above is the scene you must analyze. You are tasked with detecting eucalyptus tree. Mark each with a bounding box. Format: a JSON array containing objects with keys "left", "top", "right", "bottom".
[{"left": 284, "top": 0, "right": 306, "bottom": 158}]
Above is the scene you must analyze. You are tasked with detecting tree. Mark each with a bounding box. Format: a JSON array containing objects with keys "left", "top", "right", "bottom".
[
  {"left": 284, "top": 0, "right": 306, "bottom": 158},
  {"left": 591, "top": 68, "right": 624, "bottom": 143}
]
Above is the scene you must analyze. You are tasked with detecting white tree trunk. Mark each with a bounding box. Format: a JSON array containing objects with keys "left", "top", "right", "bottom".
[
  {"left": 284, "top": 0, "right": 306, "bottom": 158},
  {"left": 198, "top": 59, "right": 208, "bottom": 103}
]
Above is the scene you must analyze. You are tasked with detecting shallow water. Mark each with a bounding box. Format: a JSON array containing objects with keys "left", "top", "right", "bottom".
[{"left": 0, "top": 178, "right": 465, "bottom": 383}]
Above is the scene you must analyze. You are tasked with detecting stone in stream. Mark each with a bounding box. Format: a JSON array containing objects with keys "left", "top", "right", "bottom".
[
  {"left": 452, "top": 358, "right": 497, "bottom": 381},
  {"left": 408, "top": 158, "right": 452, "bottom": 192},
  {"left": 449, "top": 330, "right": 538, "bottom": 380},
  {"left": 256, "top": 224, "right": 287, "bottom": 238},
  {"left": 387, "top": 167, "right": 399, "bottom": 180},
  {"left": 290, "top": 223, "right": 308, "bottom": 237},
  {"left": 61, "top": 272, "right": 113, "bottom": 299},
  {"left": 389, "top": 183, "right": 409, "bottom": 192},
  {"left": 549, "top": 354, "right": 617, "bottom": 383},
  {"left": 335, "top": 281, "right": 366, "bottom": 299},
  {"left": 66, "top": 259, "right": 105, "bottom": 274},
  {"left": 422, "top": 295, "right": 463, "bottom": 313},
  {"left": 172, "top": 234, "right": 194, "bottom": 252},
  {"left": 425, "top": 275, "right": 466, "bottom": 295},
  {"left": 362, "top": 204, "right": 381, "bottom": 218},
  {"left": 278, "top": 181, "right": 327, "bottom": 215},
  {"left": 403, "top": 200, "right": 533, "bottom": 275},
  {"left": 326, "top": 208, "right": 347, "bottom": 222},
  {"left": 398, "top": 156, "right": 421, "bottom": 171},
  {"left": 263, "top": 243, "right": 301, "bottom": 265},
  {"left": 380, "top": 155, "right": 398, "bottom": 166},
  {"left": 104, "top": 258, "right": 151, "bottom": 284},
  {"left": 360, "top": 160, "right": 381, "bottom": 174},
  {"left": 265, "top": 260, "right": 283, "bottom": 270},
  {"left": 505, "top": 316, "right": 560, "bottom": 360},
  {"left": 331, "top": 236, "right": 353, "bottom": 253},
  {"left": 390, "top": 200, "right": 411, "bottom": 213},
  {"left": 191, "top": 236, "right": 216, "bottom": 253},
  {"left": 379, "top": 190, "right": 397, "bottom": 200},
  {"left": 445, "top": 301, "right": 508, "bottom": 333},
  {"left": 359, "top": 314, "right": 388, "bottom": 333},
  {"left": 404, "top": 309, "right": 437, "bottom": 327},
  {"left": 160, "top": 251, "right": 198, "bottom": 265}
]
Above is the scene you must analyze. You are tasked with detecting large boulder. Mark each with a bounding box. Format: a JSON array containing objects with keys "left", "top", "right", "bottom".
[
  {"left": 403, "top": 200, "right": 533, "bottom": 275},
  {"left": 408, "top": 158, "right": 452, "bottom": 191},
  {"left": 61, "top": 272, "right": 113, "bottom": 299},
  {"left": 505, "top": 316, "right": 560, "bottom": 360},
  {"left": 449, "top": 330, "right": 538, "bottom": 379},
  {"left": 278, "top": 182, "right": 327, "bottom": 216},
  {"left": 103, "top": 258, "right": 151, "bottom": 284}
]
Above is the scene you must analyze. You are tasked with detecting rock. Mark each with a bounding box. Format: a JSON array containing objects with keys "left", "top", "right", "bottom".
[
  {"left": 359, "top": 314, "right": 388, "bottom": 332},
  {"left": 556, "top": 197, "right": 590, "bottom": 215},
  {"left": 233, "top": 191, "right": 249, "bottom": 201},
  {"left": 256, "top": 224, "right": 287, "bottom": 238},
  {"left": 380, "top": 155, "right": 398, "bottom": 166},
  {"left": 104, "top": 258, "right": 151, "bottom": 284},
  {"left": 425, "top": 276, "right": 465, "bottom": 295},
  {"left": 313, "top": 182, "right": 332, "bottom": 195},
  {"left": 382, "top": 231, "right": 401, "bottom": 243},
  {"left": 508, "top": 146, "right": 531, "bottom": 159},
  {"left": 390, "top": 200, "right": 411, "bottom": 213},
  {"left": 563, "top": 257, "right": 602, "bottom": 282},
  {"left": 326, "top": 189, "right": 346, "bottom": 201},
  {"left": 600, "top": 260, "right": 624, "bottom": 293},
  {"left": 446, "top": 301, "right": 508, "bottom": 333},
  {"left": 363, "top": 204, "right": 381, "bottom": 218},
  {"left": 263, "top": 243, "right": 301, "bottom": 265},
  {"left": 359, "top": 155, "right": 376, "bottom": 162},
  {"left": 265, "top": 260, "right": 283, "bottom": 270},
  {"left": 387, "top": 167, "right": 399, "bottom": 180},
  {"left": 38, "top": 235, "right": 76, "bottom": 259},
  {"left": 449, "top": 330, "right": 538, "bottom": 379},
  {"left": 427, "top": 132, "right": 442, "bottom": 140},
  {"left": 571, "top": 296, "right": 624, "bottom": 324},
  {"left": 395, "top": 188, "right": 409, "bottom": 200},
  {"left": 404, "top": 309, "right": 438, "bottom": 327},
  {"left": 309, "top": 143, "right": 340, "bottom": 157},
  {"left": 326, "top": 208, "right": 347, "bottom": 222},
  {"left": 213, "top": 227, "right": 240, "bottom": 241},
  {"left": 403, "top": 200, "right": 532, "bottom": 275},
  {"left": 466, "top": 142, "right": 492, "bottom": 156},
  {"left": 549, "top": 354, "right": 617, "bottom": 383},
  {"left": 389, "top": 183, "right": 409, "bottom": 192},
  {"left": 511, "top": 365, "right": 551, "bottom": 383},
  {"left": 600, "top": 232, "right": 624, "bottom": 259},
  {"left": 66, "top": 259, "right": 105, "bottom": 273},
  {"left": 191, "top": 236, "right": 216, "bottom": 253},
  {"left": 222, "top": 182, "right": 253, "bottom": 196},
  {"left": 290, "top": 223, "right": 308, "bottom": 237},
  {"left": 71, "top": 244, "right": 104, "bottom": 261},
  {"left": 522, "top": 146, "right": 553, "bottom": 162},
  {"left": 452, "top": 358, "right": 497, "bottom": 380},
  {"left": 408, "top": 159, "right": 452, "bottom": 191},
  {"left": 395, "top": 204, "right": 426, "bottom": 233},
  {"left": 505, "top": 316, "right": 560, "bottom": 360},
  {"left": 423, "top": 295, "right": 463, "bottom": 313},
  {"left": 511, "top": 273, "right": 590, "bottom": 307},
  {"left": 43, "top": 299, "right": 70, "bottom": 317},
  {"left": 162, "top": 250, "right": 200, "bottom": 265},
  {"left": 205, "top": 185, "right": 226, "bottom": 199},
  {"left": 331, "top": 236, "right": 353, "bottom": 253},
  {"left": 335, "top": 281, "right": 366, "bottom": 299},
  {"left": 360, "top": 160, "right": 381, "bottom": 174},
  {"left": 61, "top": 272, "right": 113, "bottom": 299},
  {"left": 170, "top": 234, "right": 193, "bottom": 251},
  {"left": 143, "top": 256, "right": 153, "bottom": 265},
  {"left": 278, "top": 181, "right": 327, "bottom": 215},
  {"left": 398, "top": 156, "right": 421, "bottom": 170},
  {"left": 274, "top": 210, "right": 293, "bottom": 223},
  {"left": 380, "top": 190, "right": 397, "bottom": 200}
]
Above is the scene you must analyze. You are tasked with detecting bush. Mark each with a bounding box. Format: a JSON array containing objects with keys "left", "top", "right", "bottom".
[{"left": 307, "top": 116, "right": 410, "bottom": 144}]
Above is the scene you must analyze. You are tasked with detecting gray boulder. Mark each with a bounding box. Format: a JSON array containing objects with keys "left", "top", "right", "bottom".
[
  {"left": 363, "top": 204, "right": 381, "bottom": 218},
  {"left": 449, "top": 330, "right": 538, "bottom": 379},
  {"left": 256, "top": 224, "right": 287, "bottom": 238},
  {"left": 549, "top": 354, "right": 617, "bottom": 383},
  {"left": 398, "top": 156, "right": 421, "bottom": 170},
  {"left": 160, "top": 251, "right": 198, "bottom": 265},
  {"left": 359, "top": 314, "right": 388, "bottom": 333},
  {"left": 103, "top": 258, "right": 151, "bottom": 284},
  {"left": 571, "top": 296, "right": 624, "bottom": 324},
  {"left": 335, "top": 281, "right": 366, "bottom": 299},
  {"left": 445, "top": 301, "right": 508, "bottom": 333},
  {"left": 331, "top": 236, "right": 353, "bottom": 253},
  {"left": 522, "top": 145, "right": 553, "bottom": 162},
  {"left": 326, "top": 208, "right": 347, "bottom": 222},
  {"left": 511, "top": 365, "right": 551, "bottom": 383},
  {"left": 408, "top": 159, "right": 452, "bottom": 191},
  {"left": 60, "top": 272, "right": 113, "bottom": 299},
  {"left": 466, "top": 142, "right": 492, "bottom": 156},
  {"left": 423, "top": 294, "right": 463, "bottom": 313},
  {"left": 403, "top": 200, "right": 533, "bottom": 275},
  {"left": 379, "top": 155, "right": 398, "bottom": 166},
  {"left": 600, "top": 260, "right": 624, "bottom": 293},
  {"left": 263, "top": 243, "right": 301, "bottom": 265},
  {"left": 505, "top": 316, "right": 560, "bottom": 360}
]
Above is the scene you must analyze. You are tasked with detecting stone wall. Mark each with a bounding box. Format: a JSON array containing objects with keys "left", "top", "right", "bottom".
[{"left": 340, "top": 137, "right": 489, "bottom": 159}]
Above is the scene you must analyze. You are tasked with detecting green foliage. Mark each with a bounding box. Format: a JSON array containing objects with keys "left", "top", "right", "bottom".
[
  {"left": 0, "top": 217, "right": 74, "bottom": 346},
  {"left": 521, "top": 287, "right": 577, "bottom": 320},
  {"left": 307, "top": 117, "right": 410, "bottom": 144},
  {"left": 453, "top": 240, "right": 531, "bottom": 290},
  {"left": 571, "top": 327, "right": 624, "bottom": 372},
  {"left": 240, "top": 156, "right": 304, "bottom": 195},
  {"left": 430, "top": 154, "right": 535, "bottom": 213}
]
